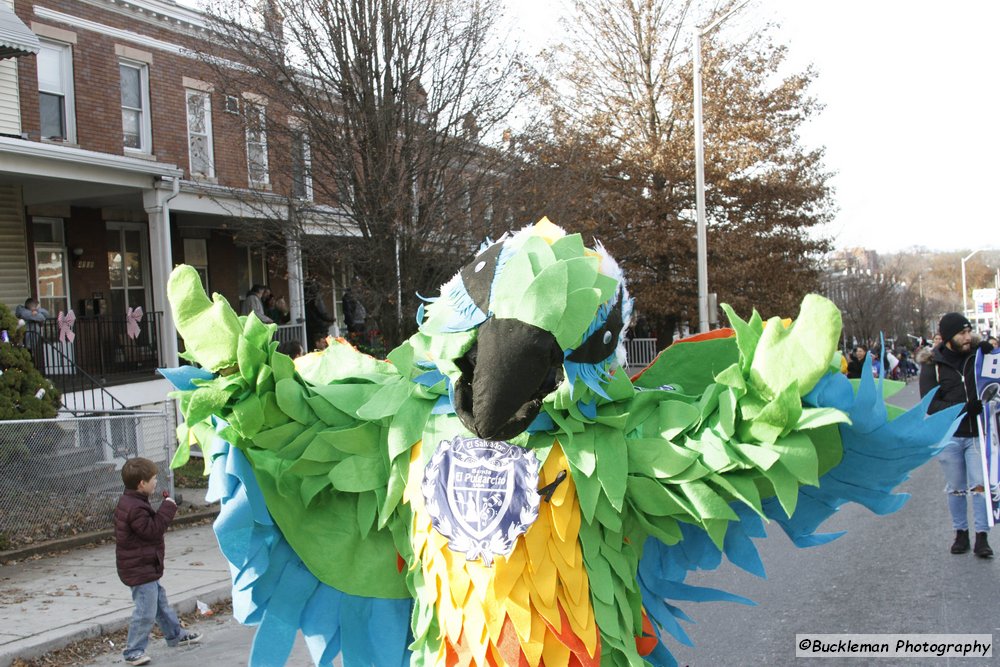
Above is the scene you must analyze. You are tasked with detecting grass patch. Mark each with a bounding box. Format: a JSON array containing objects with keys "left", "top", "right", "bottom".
[{"left": 172, "top": 456, "right": 210, "bottom": 489}]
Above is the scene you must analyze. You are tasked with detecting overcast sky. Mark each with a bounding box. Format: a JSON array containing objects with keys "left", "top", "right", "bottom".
[{"left": 505, "top": 0, "right": 996, "bottom": 254}]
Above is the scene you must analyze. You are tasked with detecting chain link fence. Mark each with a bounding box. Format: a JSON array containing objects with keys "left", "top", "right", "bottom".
[{"left": 0, "top": 412, "right": 173, "bottom": 551}]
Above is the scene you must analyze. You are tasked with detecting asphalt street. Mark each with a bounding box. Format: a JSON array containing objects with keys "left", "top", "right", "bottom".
[{"left": 80, "top": 382, "right": 999, "bottom": 666}]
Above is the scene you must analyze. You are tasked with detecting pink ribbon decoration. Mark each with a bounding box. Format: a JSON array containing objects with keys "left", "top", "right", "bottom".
[
  {"left": 126, "top": 306, "right": 144, "bottom": 340},
  {"left": 57, "top": 310, "right": 76, "bottom": 343}
]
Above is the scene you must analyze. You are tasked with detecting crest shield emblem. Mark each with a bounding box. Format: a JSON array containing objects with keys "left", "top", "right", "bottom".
[{"left": 423, "top": 436, "right": 540, "bottom": 565}]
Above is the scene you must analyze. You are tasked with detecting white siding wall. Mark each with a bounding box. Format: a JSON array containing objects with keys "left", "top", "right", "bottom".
[
  {"left": 0, "top": 0, "right": 23, "bottom": 136},
  {"left": 0, "top": 184, "right": 31, "bottom": 309}
]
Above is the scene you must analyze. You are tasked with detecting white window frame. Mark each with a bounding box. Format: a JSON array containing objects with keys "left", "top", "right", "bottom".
[
  {"left": 119, "top": 59, "right": 151, "bottom": 153},
  {"left": 290, "top": 122, "right": 312, "bottom": 200},
  {"left": 185, "top": 89, "right": 215, "bottom": 178},
  {"left": 245, "top": 101, "right": 269, "bottom": 187},
  {"left": 36, "top": 40, "right": 76, "bottom": 143}
]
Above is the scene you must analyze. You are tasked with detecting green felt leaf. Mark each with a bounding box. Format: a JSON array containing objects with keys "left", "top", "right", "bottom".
[
  {"left": 275, "top": 421, "right": 326, "bottom": 461},
  {"left": 679, "top": 480, "right": 738, "bottom": 521},
  {"left": 663, "top": 458, "right": 711, "bottom": 483},
  {"left": 260, "top": 391, "right": 289, "bottom": 428},
  {"left": 310, "top": 384, "right": 382, "bottom": 418},
  {"left": 625, "top": 437, "right": 699, "bottom": 478},
  {"left": 275, "top": 378, "right": 317, "bottom": 425},
  {"left": 717, "top": 389, "right": 737, "bottom": 439},
  {"left": 231, "top": 394, "right": 264, "bottom": 438},
  {"left": 626, "top": 476, "right": 689, "bottom": 517},
  {"left": 810, "top": 424, "right": 844, "bottom": 477},
  {"left": 713, "top": 362, "right": 747, "bottom": 391},
  {"left": 762, "top": 460, "right": 800, "bottom": 517},
  {"left": 594, "top": 496, "right": 624, "bottom": 532},
  {"left": 554, "top": 288, "right": 603, "bottom": 350},
  {"left": 186, "top": 383, "right": 235, "bottom": 425},
  {"left": 490, "top": 243, "right": 539, "bottom": 318},
  {"left": 704, "top": 518, "right": 729, "bottom": 551},
  {"left": 560, "top": 428, "right": 597, "bottom": 476},
  {"left": 685, "top": 429, "right": 733, "bottom": 472},
  {"left": 299, "top": 474, "right": 332, "bottom": 508},
  {"left": 708, "top": 472, "right": 763, "bottom": 516},
  {"left": 386, "top": 341, "right": 415, "bottom": 377},
  {"left": 170, "top": 435, "right": 190, "bottom": 468},
  {"left": 795, "top": 407, "right": 851, "bottom": 431},
  {"left": 329, "top": 455, "right": 388, "bottom": 492},
  {"left": 623, "top": 392, "right": 663, "bottom": 433},
  {"left": 304, "top": 394, "right": 354, "bottom": 427},
  {"left": 167, "top": 265, "right": 242, "bottom": 372},
  {"left": 549, "top": 232, "right": 586, "bottom": 261},
  {"left": 571, "top": 462, "right": 601, "bottom": 523},
  {"left": 357, "top": 490, "right": 378, "bottom": 539},
  {"left": 771, "top": 432, "right": 819, "bottom": 486},
  {"left": 356, "top": 379, "right": 415, "bottom": 421},
  {"left": 633, "top": 512, "right": 682, "bottom": 545},
  {"left": 522, "top": 234, "right": 557, "bottom": 274},
  {"left": 256, "top": 364, "right": 274, "bottom": 395},
  {"left": 734, "top": 442, "right": 780, "bottom": 470},
  {"left": 254, "top": 421, "right": 307, "bottom": 451},
  {"left": 238, "top": 331, "right": 267, "bottom": 387},
  {"left": 270, "top": 349, "right": 296, "bottom": 383},
  {"left": 600, "top": 541, "right": 635, "bottom": 590},
  {"left": 381, "top": 466, "right": 409, "bottom": 527},
  {"left": 603, "top": 370, "right": 636, "bottom": 402},
  {"left": 750, "top": 294, "right": 841, "bottom": 399},
  {"left": 306, "top": 422, "right": 381, "bottom": 459},
  {"left": 593, "top": 272, "right": 618, "bottom": 304},
  {"left": 517, "top": 260, "right": 568, "bottom": 333},
  {"left": 721, "top": 303, "right": 762, "bottom": 374},
  {"left": 657, "top": 400, "right": 701, "bottom": 440},
  {"left": 387, "top": 398, "right": 432, "bottom": 461},
  {"left": 739, "top": 381, "right": 802, "bottom": 444}
]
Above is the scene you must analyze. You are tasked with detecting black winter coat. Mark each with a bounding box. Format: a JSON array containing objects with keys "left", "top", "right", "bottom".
[
  {"left": 114, "top": 490, "right": 177, "bottom": 586},
  {"left": 918, "top": 343, "right": 980, "bottom": 437}
]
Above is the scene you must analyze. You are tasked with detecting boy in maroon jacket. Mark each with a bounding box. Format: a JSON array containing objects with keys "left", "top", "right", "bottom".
[{"left": 115, "top": 457, "right": 203, "bottom": 665}]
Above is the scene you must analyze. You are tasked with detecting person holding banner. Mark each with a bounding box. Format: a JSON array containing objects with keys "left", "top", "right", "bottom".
[{"left": 920, "top": 313, "right": 994, "bottom": 558}]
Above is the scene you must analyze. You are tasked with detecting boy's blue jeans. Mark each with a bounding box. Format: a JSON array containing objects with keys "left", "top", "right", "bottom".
[
  {"left": 124, "top": 581, "right": 183, "bottom": 659},
  {"left": 938, "top": 436, "right": 990, "bottom": 533}
]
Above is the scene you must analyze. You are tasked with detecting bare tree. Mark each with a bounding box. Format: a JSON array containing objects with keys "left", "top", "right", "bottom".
[
  {"left": 503, "top": 0, "right": 834, "bottom": 342},
  {"left": 197, "top": 0, "right": 527, "bottom": 346}
]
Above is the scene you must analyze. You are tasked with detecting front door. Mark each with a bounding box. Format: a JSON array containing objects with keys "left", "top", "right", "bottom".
[{"left": 106, "top": 222, "right": 151, "bottom": 317}]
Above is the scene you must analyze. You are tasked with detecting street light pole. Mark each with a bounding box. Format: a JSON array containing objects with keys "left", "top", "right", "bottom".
[
  {"left": 961, "top": 249, "right": 981, "bottom": 320},
  {"left": 692, "top": 1, "right": 750, "bottom": 332}
]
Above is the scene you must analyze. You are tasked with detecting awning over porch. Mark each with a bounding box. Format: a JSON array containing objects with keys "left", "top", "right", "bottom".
[{"left": 0, "top": 2, "right": 39, "bottom": 60}]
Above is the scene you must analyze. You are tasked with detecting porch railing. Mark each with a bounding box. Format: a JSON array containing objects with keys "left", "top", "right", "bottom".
[
  {"left": 23, "top": 329, "right": 127, "bottom": 414},
  {"left": 31, "top": 311, "right": 163, "bottom": 384},
  {"left": 275, "top": 321, "right": 307, "bottom": 348},
  {"left": 625, "top": 337, "right": 658, "bottom": 369}
]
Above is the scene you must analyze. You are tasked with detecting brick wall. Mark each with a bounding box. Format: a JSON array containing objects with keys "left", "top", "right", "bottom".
[{"left": 14, "top": 0, "right": 289, "bottom": 192}]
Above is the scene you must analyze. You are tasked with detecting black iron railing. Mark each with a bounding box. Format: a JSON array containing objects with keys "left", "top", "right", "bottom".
[
  {"left": 29, "top": 311, "right": 164, "bottom": 384},
  {"left": 22, "top": 329, "right": 128, "bottom": 413}
]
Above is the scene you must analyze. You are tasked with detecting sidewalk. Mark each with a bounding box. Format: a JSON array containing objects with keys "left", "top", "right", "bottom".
[{"left": 0, "top": 496, "right": 230, "bottom": 667}]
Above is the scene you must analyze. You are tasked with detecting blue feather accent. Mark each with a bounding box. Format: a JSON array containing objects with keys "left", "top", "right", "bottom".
[
  {"left": 440, "top": 276, "right": 489, "bottom": 333},
  {"left": 205, "top": 419, "right": 413, "bottom": 667}
]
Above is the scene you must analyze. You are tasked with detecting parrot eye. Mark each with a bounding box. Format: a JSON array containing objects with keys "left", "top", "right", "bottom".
[
  {"left": 567, "top": 299, "right": 624, "bottom": 364},
  {"left": 460, "top": 242, "right": 504, "bottom": 313}
]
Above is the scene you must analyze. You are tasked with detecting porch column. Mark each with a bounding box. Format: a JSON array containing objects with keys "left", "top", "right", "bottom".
[
  {"left": 143, "top": 180, "right": 179, "bottom": 367},
  {"left": 285, "top": 227, "right": 306, "bottom": 347}
]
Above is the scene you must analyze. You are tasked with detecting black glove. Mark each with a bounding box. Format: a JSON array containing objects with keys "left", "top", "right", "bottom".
[{"left": 978, "top": 341, "right": 995, "bottom": 355}]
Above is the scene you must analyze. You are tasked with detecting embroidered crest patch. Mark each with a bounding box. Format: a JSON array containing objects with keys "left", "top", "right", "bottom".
[{"left": 422, "top": 436, "right": 540, "bottom": 565}]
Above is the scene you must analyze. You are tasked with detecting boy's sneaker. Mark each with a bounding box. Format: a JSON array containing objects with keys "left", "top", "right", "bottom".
[
  {"left": 177, "top": 631, "right": 203, "bottom": 646},
  {"left": 125, "top": 655, "right": 152, "bottom": 666}
]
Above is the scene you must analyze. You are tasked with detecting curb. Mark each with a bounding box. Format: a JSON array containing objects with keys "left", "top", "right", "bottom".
[
  {"left": 0, "top": 507, "right": 219, "bottom": 563},
  {"left": 0, "top": 582, "right": 231, "bottom": 667}
]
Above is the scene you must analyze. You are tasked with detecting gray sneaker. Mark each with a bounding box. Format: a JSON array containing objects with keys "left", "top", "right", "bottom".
[
  {"left": 125, "top": 655, "right": 151, "bottom": 666},
  {"left": 177, "top": 631, "right": 203, "bottom": 646}
]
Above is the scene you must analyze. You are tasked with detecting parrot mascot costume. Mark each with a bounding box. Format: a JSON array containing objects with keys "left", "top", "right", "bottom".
[{"left": 161, "top": 219, "right": 959, "bottom": 667}]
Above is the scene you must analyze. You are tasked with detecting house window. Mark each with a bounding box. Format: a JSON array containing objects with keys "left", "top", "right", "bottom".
[
  {"left": 119, "top": 61, "right": 151, "bottom": 152},
  {"left": 186, "top": 90, "right": 214, "bottom": 178},
  {"left": 36, "top": 40, "right": 75, "bottom": 142},
  {"left": 290, "top": 128, "right": 311, "bottom": 199},
  {"left": 245, "top": 102, "right": 269, "bottom": 186}
]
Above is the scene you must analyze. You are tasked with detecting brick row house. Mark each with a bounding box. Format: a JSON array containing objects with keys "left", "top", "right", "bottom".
[{"left": 0, "top": 0, "right": 350, "bottom": 411}]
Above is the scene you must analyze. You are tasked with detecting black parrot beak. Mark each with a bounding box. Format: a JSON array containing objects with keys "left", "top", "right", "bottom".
[{"left": 454, "top": 318, "right": 564, "bottom": 441}]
